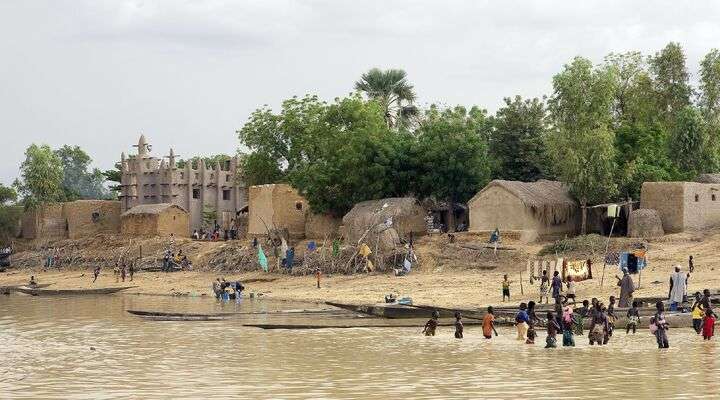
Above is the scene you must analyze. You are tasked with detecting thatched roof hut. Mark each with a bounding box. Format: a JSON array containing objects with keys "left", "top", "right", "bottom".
[
  {"left": 342, "top": 197, "right": 426, "bottom": 245},
  {"left": 468, "top": 180, "right": 578, "bottom": 241}
]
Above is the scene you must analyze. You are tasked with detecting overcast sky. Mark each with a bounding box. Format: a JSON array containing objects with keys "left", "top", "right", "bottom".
[{"left": 2, "top": 0, "right": 720, "bottom": 185}]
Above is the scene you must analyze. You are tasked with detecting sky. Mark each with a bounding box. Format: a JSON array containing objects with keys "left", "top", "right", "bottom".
[{"left": 2, "top": 0, "right": 720, "bottom": 185}]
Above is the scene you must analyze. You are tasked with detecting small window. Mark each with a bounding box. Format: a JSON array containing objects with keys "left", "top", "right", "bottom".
[
  {"left": 193, "top": 188, "right": 200, "bottom": 199},
  {"left": 173, "top": 215, "right": 176, "bottom": 220},
  {"left": 223, "top": 189, "right": 231, "bottom": 200},
  {"left": 91, "top": 212, "right": 100, "bottom": 222},
  {"left": 210, "top": 173, "right": 214, "bottom": 180},
  {"left": 295, "top": 201, "right": 303, "bottom": 211},
  {"left": 225, "top": 175, "right": 230, "bottom": 182},
  {"left": 713, "top": 194, "right": 717, "bottom": 201},
  {"left": 180, "top": 172, "right": 184, "bottom": 179},
  {"left": 146, "top": 162, "right": 150, "bottom": 169},
  {"left": 195, "top": 173, "right": 199, "bottom": 180},
  {"left": 695, "top": 194, "right": 700, "bottom": 202}
]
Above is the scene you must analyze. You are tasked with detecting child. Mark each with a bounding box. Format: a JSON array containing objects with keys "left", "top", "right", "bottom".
[
  {"left": 315, "top": 267, "right": 322, "bottom": 289},
  {"left": 92, "top": 266, "right": 101, "bottom": 283},
  {"left": 607, "top": 296, "right": 617, "bottom": 339},
  {"left": 423, "top": 311, "right": 439, "bottom": 336},
  {"left": 562, "top": 305, "right": 575, "bottom": 346},
  {"left": 482, "top": 306, "right": 497, "bottom": 339},
  {"left": 113, "top": 264, "right": 120, "bottom": 283},
  {"left": 702, "top": 308, "right": 716, "bottom": 340},
  {"left": 574, "top": 299, "right": 590, "bottom": 335},
  {"left": 691, "top": 292, "right": 705, "bottom": 334},
  {"left": 454, "top": 312, "right": 464, "bottom": 339},
  {"left": 565, "top": 276, "right": 576, "bottom": 304},
  {"left": 502, "top": 275, "right": 511, "bottom": 302},
  {"left": 653, "top": 301, "right": 670, "bottom": 349},
  {"left": 626, "top": 301, "right": 640, "bottom": 334},
  {"left": 539, "top": 270, "right": 549, "bottom": 304},
  {"left": 516, "top": 303, "right": 529, "bottom": 340},
  {"left": 545, "top": 311, "right": 560, "bottom": 348},
  {"left": 526, "top": 301, "right": 538, "bottom": 345}
]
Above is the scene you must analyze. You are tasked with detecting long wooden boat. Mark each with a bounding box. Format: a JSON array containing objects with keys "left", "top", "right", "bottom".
[
  {"left": 127, "top": 308, "right": 344, "bottom": 319},
  {"left": 138, "top": 315, "right": 227, "bottom": 321},
  {"left": 15, "top": 286, "right": 136, "bottom": 296},
  {"left": 325, "top": 301, "right": 431, "bottom": 319},
  {"left": 244, "top": 321, "right": 485, "bottom": 330},
  {"left": 1, "top": 283, "right": 53, "bottom": 293}
]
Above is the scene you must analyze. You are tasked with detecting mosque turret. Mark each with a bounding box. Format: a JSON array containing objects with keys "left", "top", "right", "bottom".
[
  {"left": 137, "top": 134, "right": 148, "bottom": 156},
  {"left": 169, "top": 148, "right": 176, "bottom": 169}
]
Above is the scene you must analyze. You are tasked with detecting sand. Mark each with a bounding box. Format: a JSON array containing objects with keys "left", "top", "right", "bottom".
[{"left": 3, "top": 230, "right": 720, "bottom": 308}]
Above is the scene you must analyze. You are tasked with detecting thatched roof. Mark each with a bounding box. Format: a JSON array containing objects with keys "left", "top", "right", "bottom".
[
  {"left": 470, "top": 180, "right": 577, "bottom": 225},
  {"left": 342, "top": 197, "right": 426, "bottom": 243},
  {"left": 696, "top": 173, "right": 720, "bottom": 184},
  {"left": 121, "top": 203, "right": 186, "bottom": 217},
  {"left": 343, "top": 197, "right": 423, "bottom": 223}
]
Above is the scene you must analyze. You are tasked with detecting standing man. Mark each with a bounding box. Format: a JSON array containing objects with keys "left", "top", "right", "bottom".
[
  {"left": 668, "top": 266, "right": 686, "bottom": 311},
  {"left": 688, "top": 255, "right": 694, "bottom": 273},
  {"left": 616, "top": 270, "right": 635, "bottom": 307}
]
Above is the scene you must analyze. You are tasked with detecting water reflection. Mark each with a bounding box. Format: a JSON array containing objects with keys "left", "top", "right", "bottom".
[{"left": 1, "top": 295, "right": 718, "bottom": 399}]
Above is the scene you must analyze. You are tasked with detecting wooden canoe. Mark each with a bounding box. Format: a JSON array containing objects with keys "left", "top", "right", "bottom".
[
  {"left": 244, "top": 321, "right": 485, "bottom": 330},
  {"left": 325, "top": 301, "right": 431, "bottom": 319},
  {"left": 1, "top": 283, "right": 53, "bottom": 293},
  {"left": 127, "top": 308, "right": 345, "bottom": 319},
  {"left": 15, "top": 286, "right": 136, "bottom": 296}
]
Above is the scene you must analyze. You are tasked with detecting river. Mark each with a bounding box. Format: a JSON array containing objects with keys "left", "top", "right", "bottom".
[{"left": 1, "top": 294, "right": 718, "bottom": 399}]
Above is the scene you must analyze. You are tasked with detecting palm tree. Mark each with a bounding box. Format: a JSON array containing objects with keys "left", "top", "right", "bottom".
[{"left": 354, "top": 68, "right": 419, "bottom": 129}]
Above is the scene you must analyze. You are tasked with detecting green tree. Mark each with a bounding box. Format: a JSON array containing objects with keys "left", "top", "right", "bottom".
[
  {"left": 354, "top": 68, "right": 418, "bottom": 129},
  {"left": 605, "top": 52, "right": 678, "bottom": 198},
  {"left": 103, "top": 162, "right": 122, "bottom": 196},
  {"left": 0, "top": 183, "right": 20, "bottom": 243},
  {"left": 238, "top": 152, "right": 284, "bottom": 186},
  {"left": 700, "top": 49, "right": 720, "bottom": 117},
  {"left": 414, "top": 105, "right": 492, "bottom": 230},
  {"left": 287, "top": 95, "right": 399, "bottom": 215},
  {"left": 489, "top": 96, "right": 548, "bottom": 181},
  {"left": 238, "top": 95, "right": 328, "bottom": 182},
  {"left": 54, "top": 145, "right": 109, "bottom": 200},
  {"left": 669, "top": 106, "right": 716, "bottom": 178},
  {"left": 14, "top": 144, "right": 64, "bottom": 209},
  {"left": 546, "top": 57, "right": 619, "bottom": 233},
  {"left": 649, "top": 42, "right": 693, "bottom": 123}
]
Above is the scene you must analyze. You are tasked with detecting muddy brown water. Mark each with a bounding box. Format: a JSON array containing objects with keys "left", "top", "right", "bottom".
[{"left": 1, "top": 294, "right": 719, "bottom": 399}]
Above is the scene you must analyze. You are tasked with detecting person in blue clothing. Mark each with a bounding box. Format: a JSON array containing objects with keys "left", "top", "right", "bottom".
[
  {"left": 551, "top": 270, "right": 562, "bottom": 302},
  {"left": 516, "top": 302, "right": 529, "bottom": 341}
]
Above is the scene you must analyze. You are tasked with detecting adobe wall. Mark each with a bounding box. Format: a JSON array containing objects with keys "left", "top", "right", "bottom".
[
  {"left": 121, "top": 214, "right": 159, "bottom": 236},
  {"left": 640, "top": 182, "right": 686, "bottom": 233},
  {"left": 468, "top": 186, "right": 577, "bottom": 239},
  {"left": 248, "top": 185, "right": 275, "bottom": 236},
  {"left": 470, "top": 186, "right": 538, "bottom": 232},
  {"left": 305, "top": 213, "right": 341, "bottom": 239},
  {"left": 64, "top": 200, "right": 121, "bottom": 239},
  {"left": 21, "top": 203, "right": 66, "bottom": 240},
  {"left": 271, "top": 185, "right": 307, "bottom": 239},
  {"left": 392, "top": 204, "right": 427, "bottom": 239},
  {"left": 157, "top": 208, "right": 190, "bottom": 237},
  {"left": 681, "top": 182, "right": 720, "bottom": 230}
]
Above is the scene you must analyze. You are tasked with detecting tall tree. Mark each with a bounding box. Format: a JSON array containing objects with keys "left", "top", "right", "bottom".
[
  {"left": 649, "top": 42, "right": 693, "bottom": 123},
  {"left": 669, "top": 106, "right": 716, "bottom": 177},
  {"left": 0, "top": 184, "right": 20, "bottom": 244},
  {"left": 700, "top": 49, "right": 720, "bottom": 117},
  {"left": 414, "top": 105, "right": 492, "bottom": 230},
  {"left": 14, "top": 144, "right": 64, "bottom": 209},
  {"left": 489, "top": 96, "right": 548, "bottom": 181},
  {"left": 547, "top": 57, "right": 618, "bottom": 234},
  {"left": 605, "top": 52, "right": 677, "bottom": 198},
  {"left": 54, "top": 145, "right": 109, "bottom": 200},
  {"left": 354, "top": 68, "right": 418, "bottom": 129}
]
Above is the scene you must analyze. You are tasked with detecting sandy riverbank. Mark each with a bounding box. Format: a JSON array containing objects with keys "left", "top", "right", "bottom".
[{"left": 3, "top": 229, "right": 720, "bottom": 308}]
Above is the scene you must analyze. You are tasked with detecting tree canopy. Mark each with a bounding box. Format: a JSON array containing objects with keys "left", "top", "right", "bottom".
[{"left": 14, "top": 144, "right": 65, "bottom": 209}]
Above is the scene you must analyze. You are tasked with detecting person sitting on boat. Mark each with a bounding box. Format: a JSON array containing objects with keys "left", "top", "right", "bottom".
[{"left": 28, "top": 276, "right": 37, "bottom": 287}]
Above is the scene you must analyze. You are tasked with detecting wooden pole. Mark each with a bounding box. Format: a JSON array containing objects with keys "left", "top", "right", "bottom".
[
  {"left": 600, "top": 214, "right": 617, "bottom": 288},
  {"left": 139, "top": 245, "right": 142, "bottom": 260},
  {"left": 519, "top": 269, "right": 524, "bottom": 295}
]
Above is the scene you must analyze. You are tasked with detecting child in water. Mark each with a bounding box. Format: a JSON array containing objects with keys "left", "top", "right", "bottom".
[
  {"left": 423, "top": 311, "right": 439, "bottom": 336},
  {"left": 516, "top": 303, "right": 529, "bottom": 341},
  {"left": 626, "top": 301, "right": 640, "bottom": 334},
  {"left": 545, "top": 312, "right": 561, "bottom": 348},
  {"left": 482, "top": 306, "right": 497, "bottom": 339},
  {"left": 502, "top": 275, "right": 511, "bottom": 302},
  {"left": 454, "top": 312, "right": 464, "bottom": 339},
  {"left": 691, "top": 292, "right": 705, "bottom": 334},
  {"left": 703, "top": 308, "right": 716, "bottom": 340},
  {"left": 562, "top": 306, "right": 575, "bottom": 346}
]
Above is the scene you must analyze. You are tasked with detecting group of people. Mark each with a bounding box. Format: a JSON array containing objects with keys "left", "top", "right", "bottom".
[
  {"left": 113, "top": 262, "right": 135, "bottom": 282},
  {"left": 162, "top": 249, "right": 192, "bottom": 272},
  {"left": 212, "top": 277, "right": 244, "bottom": 301}
]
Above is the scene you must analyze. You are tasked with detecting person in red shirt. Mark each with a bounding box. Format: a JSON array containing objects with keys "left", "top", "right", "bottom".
[{"left": 703, "top": 308, "right": 716, "bottom": 340}]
